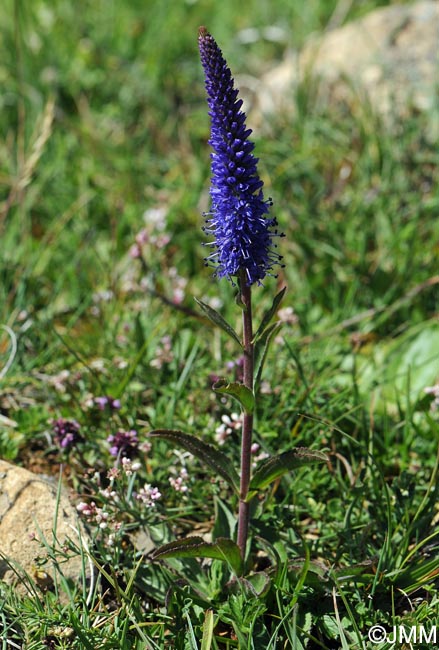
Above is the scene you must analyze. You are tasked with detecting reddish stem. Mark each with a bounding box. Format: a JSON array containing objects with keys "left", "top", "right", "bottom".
[{"left": 237, "top": 271, "right": 254, "bottom": 560}]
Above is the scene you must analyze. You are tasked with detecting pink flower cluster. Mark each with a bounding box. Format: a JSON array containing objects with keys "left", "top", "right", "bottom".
[
  {"left": 129, "top": 206, "right": 170, "bottom": 259},
  {"left": 150, "top": 335, "right": 174, "bottom": 369},
  {"left": 77, "top": 501, "right": 110, "bottom": 529},
  {"left": 169, "top": 467, "right": 189, "bottom": 493},
  {"left": 135, "top": 484, "right": 162, "bottom": 508}
]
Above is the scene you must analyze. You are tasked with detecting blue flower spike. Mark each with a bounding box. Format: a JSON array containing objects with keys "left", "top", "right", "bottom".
[{"left": 198, "top": 27, "right": 284, "bottom": 286}]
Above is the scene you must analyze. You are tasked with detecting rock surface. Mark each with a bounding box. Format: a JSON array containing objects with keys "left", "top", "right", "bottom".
[
  {"left": 252, "top": 1, "right": 438, "bottom": 121},
  {"left": 0, "top": 459, "right": 88, "bottom": 597}
]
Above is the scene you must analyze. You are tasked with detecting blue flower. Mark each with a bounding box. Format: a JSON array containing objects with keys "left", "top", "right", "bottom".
[{"left": 198, "top": 27, "right": 284, "bottom": 285}]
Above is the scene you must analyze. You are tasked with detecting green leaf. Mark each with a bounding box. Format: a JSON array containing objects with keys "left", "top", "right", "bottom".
[
  {"left": 201, "top": 609, "right": 214, "bottom": 650},
  {"left": 212, "top": 497, "right": 237, "bottom": 541},
  {"left": 134, "top": 313, "right": 146, "bottom": 350},
  {"left": 149, "top": 429, "right": 240, "bottom": 493},
  {"left": 254, "top": 286, "right": 287, "bottom": 342},
  {"left": 333, "top": 559, "right": 377, "bottom": 585},
  {"left": 241, "top": 571, "right": 271, "bottom": 597},
  {"left": 212, "top": 379, "right": 255, "bottom": 414},
  {"left": 286, "top": 557, "right": 330, "bottom": 588},
  {"left": 253, "top": 321, "right": 282, "bottom": 390},
  {"left": 248, "top": 448, "right": 328, "bottom": 498},
  {"left": 194, "top": 298, "right": 242, "bottom": 347},
  {"left": 152, "top": 536, "right": 243, "bottom": 576}
]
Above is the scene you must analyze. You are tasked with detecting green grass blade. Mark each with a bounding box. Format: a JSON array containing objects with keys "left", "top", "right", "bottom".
[
  {"left": 253, "top": 321, "right": 282, "bottom": 391},
  {"left": 254, "top": 286, "right": 287, "bottom": 342}
]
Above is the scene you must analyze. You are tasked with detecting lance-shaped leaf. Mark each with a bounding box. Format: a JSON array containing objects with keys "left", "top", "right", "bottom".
[
  {"left": 194, "top": 298, "right": 242, "bottom": 347},
  {"left": 212, "top": 379, "right": 255, "bottom": 414},
  {"left": 253, "top": 320, "right": 282, "bottom": 390},
  {"left": 152, "top": 536, "right": 243, "bottom": 576},
  {"left": 254, "top": 286, "right": 287, "bottom": 342},
  {"left": 334, "top": 559, "right": 377, "bottom": 585},
  {"left": 248, "top": 448, "right": 328, "bottom": 499},
  {"left": 149, "top": 429, "right": 240, "bottom": 493}
]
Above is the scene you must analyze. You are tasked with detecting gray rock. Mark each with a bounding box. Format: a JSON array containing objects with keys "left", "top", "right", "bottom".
[
  {"left": 251, "top": 1, "right": 439, "bottom": 122},
  {"left": 0, "top": 460, "right": 89, "bottom": 598}
]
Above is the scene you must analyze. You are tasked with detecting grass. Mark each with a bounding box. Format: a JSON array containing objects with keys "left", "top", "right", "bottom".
[{"left": 1, "top": 0, "right": 439, "bottom": 647}]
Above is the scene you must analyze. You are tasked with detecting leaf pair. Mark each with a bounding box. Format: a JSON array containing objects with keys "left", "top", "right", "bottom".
[
  {"left": 196, "top": 288, "right": 287, "bottom": 394},
  {"left": 149, "top": 429, "right": 328, "bottom": 499},
  {"left": 196, "top": 288, "right": 286, "bottom": 345},
  {"left": 149, "top": 429, "right": 328, "bottom": 572}
]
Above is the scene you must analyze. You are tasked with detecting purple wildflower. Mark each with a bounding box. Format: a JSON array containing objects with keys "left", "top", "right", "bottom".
[
  {"left": 95, "top": 396, "right": 121, "bottom": 411},
  {"left": 107, "top": 429, "right": 139, "bottom": 458},
  {"left": 198, "top": 27, "right": 284, "bottom": 285},
  {"left": 52, "top": 418, "right": 82, "bottom": 450}
]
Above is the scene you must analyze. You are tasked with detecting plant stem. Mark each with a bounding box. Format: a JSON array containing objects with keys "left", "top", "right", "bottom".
[{"left": 237, "top": 271, "right": 254, "bottom": 560}]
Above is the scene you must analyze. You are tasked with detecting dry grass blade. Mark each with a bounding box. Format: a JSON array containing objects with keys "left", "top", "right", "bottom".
[
  {"left": 0, "top": 325, "right": 17, "bottom": 379},
  {"left": 0, "top": 95, "right": 55, "bottom": 228}
]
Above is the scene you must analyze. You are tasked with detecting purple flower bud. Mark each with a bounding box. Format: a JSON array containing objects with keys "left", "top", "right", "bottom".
[{"left": 198, "top": 27, "right": 284, "bottom": 286}]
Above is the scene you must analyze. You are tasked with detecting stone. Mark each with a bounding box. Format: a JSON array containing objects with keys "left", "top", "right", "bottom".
[
  {"left": 0, "top": 460, "right": 89, "bottom": 598},
  {"left": 251, "top": 1, "right": 439, "bottom": 122}
]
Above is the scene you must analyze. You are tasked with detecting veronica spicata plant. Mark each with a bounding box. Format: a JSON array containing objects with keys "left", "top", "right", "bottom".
[{"left": 149, "top": 28, "right": 327, "bottom": 576}]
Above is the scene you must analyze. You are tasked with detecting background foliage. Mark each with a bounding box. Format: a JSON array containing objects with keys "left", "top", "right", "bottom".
[{"left": 1, "top": 0, "right": 438, "bottom": 648}]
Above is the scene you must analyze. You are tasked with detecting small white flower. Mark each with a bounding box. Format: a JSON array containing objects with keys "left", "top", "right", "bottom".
[
  {"left": 425, "top": 383, "right": 439, "bottom": 412},
  {"left": 121, "top": 456, "right": 136, "bottom": 476},
  {"left": 215, "top": 412, "right": 242, "bottom": 445},
  {"left": 278, "top": 306, "right": 299, "bottom": 325},
  {"left": 136, "top": 484, "right": 162, "bottom": 508},
  {"left": 142, "top": 206, "right": 168, "bottom": 229}
]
